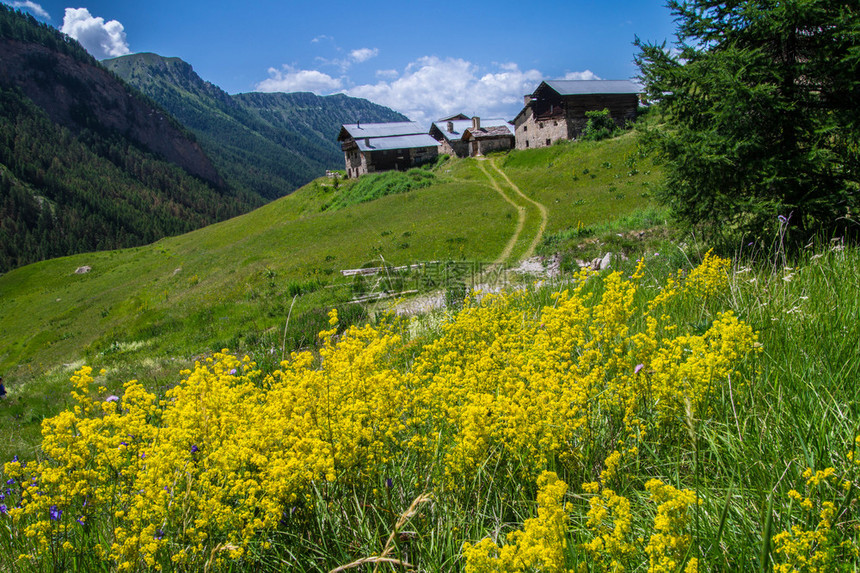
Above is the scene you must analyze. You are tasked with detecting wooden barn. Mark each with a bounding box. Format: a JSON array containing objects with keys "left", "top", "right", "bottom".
[
  {"left": 338, "top": 122, "right": 439, "bottom": 178},
  {"left": 513, "top": 80, "right": 640, "bottom": 150},
  {"left": 430, "top": 116, "right": 515, "bottom": 158}
]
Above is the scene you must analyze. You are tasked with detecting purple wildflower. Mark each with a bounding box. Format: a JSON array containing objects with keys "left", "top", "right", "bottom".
[
  {"left": 190, "top": 445, "right": 199, "bottom": 454},
  {"left": 11, "top": 455, "right": 18, "bottom": 462},
  {"left": 155, "top": 529, "right": 165, "bottom": 540},
  {"left": 634, "top": 364, "right": 644, "bottom": 375},
  {"left": 106, "top": 395, "right": 119, "bottom": 402},
  {"left": 6, "top": 478, "right": 13, "bottom": 485},
  {"left": 229, "top": 368, "right": 237, "bottom": 375},
  {"left": 49, "top": 505, "right": 62, "bottom": 521},
  {"left": 386, "top": 478, "right": 393, "bottom": 488},
  {"left": 76, "top": 517, "right": 85, "bottom": 526},
  {"left": 0, "top": 504, "right": 6, "bottom": 515}
]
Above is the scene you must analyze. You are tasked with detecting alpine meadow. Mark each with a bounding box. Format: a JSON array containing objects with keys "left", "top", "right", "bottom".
[{"left": 1, "top": 1, "right": 860, "bottom": 572}]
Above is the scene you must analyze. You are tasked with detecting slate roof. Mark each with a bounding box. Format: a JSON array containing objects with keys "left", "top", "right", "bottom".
[
  {"left": 431, "top": 118, "right": 514, "bottom": 143},
  {"left": 354, "top": 133, "right": 440, "bottom": 152},
  {"left": 463, "top": 125, "right": 515, "bottom": 140},
  {"left": 338, "top": 121, "right": 426, "bottom": 140},
  {"left": 540, "top": 79, "right": 641, "bottom": 96}
]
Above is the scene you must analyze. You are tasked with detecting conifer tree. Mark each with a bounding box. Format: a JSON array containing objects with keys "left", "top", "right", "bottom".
[{"left": 636, "top": 0, "right": 860, "bottom": 246}]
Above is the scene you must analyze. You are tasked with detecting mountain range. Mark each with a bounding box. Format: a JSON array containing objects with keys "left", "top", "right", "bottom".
[
  {"left": 103, "top": 53, "right": 408, "bottom": 201},
  {"left": 0, "top": 5, "right": 406, "bottom": 272}
]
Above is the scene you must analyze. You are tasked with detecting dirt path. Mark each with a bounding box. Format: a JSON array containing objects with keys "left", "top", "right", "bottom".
[
  {"left": 477, "top": 161, "right": 525, "bottom": 265},
  {"left": 488, "top": 158, "right": 548, "bottom": 259},
  {"left": 380, "top": 159, "right": 552, "bottom": 316}
]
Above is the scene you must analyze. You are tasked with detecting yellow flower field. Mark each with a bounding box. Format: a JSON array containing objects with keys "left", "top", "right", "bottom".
[{"left": 3, "top": 252, "right": 858, "bottom": 571}]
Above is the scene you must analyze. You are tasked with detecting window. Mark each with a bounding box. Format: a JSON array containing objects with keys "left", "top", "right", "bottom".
[
  {"left": 523, "top": 125, "right": 528, "bottom": 132},
  {"left": 539, "top": 122, "right": 544, "bottom": 129},
  {"left": 546, "top": 139, "right": 551, "bottom": 146},
  {"left": 553, "top": 121, "right": 558, "bottom": 126},
  {"left": 525, "top": 141, "right": 530, "bottom": 148}
]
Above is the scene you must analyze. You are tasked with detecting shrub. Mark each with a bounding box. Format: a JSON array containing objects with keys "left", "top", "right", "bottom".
[{"left": 581, "top": 108, "right": 618, "bottom": 142}]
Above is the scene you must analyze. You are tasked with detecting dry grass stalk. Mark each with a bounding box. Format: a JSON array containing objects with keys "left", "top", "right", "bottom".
[
  {"left": 329, "top": 555, "right": 415, "bottom": 573},
  {"left": 329, "top": 493, "right": 433, "bottom": 573}
]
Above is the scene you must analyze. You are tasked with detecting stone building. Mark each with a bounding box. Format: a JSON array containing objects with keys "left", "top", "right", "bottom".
[
  {"left": 338, "top": 121, "right": 439, "bottom": 178},
  {"left": 513, "top": 80, "right": 640, "bottom": 150},
  {"left": 430, "top": 116, "right": 515, "bottom": 158},
  {"left": 461, "top": 117, "right": 515, "bottom": 157}
]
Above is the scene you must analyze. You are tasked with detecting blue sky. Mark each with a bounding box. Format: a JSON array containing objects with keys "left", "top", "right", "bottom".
[{"left": 8, "top": 1, "right": 678, "bottom": 123}]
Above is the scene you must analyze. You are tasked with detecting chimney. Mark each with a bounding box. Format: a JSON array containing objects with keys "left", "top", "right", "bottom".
[
  {"left": 447, "top": 121, "right": 454, "bottom": 133},
  {"left": 365, "top": 137, "right": 370, "bottom": 147},
  {"left": 357, "top": 120, "right": 360, "bottom": 128},
  {"left": 472, "top": 116, "right": 480, "bottom": 130}
]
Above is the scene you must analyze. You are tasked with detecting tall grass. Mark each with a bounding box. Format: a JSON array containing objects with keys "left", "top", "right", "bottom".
[
  {"left": 3, "top": 245, "right": 858, "bottom": 571},
  {"left": 323, "top": 169, "right": 436, "bottom": 211}
]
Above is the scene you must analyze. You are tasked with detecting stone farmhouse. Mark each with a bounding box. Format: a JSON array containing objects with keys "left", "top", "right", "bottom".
[
  {"left": 513, "top": 80, "right": 640, "bottom": 150},
  {"left": 429, "top": 116, "right": 515, "bottom": 158},
  {"left": 337, "top": 122, "right": 439, "bottom": 179}
]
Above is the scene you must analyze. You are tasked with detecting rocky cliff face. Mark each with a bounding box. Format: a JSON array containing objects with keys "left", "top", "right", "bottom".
[{"left": 0, "top": 39, "right": 223, "bottom": 186}]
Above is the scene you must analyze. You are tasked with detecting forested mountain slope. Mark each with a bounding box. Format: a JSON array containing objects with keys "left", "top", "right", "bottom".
[
  {"left": 104, "top": 53, "right": 409, "bottom": 200},
  {"left": 0, "top": 6, "right": 260, "bottom": 272}
]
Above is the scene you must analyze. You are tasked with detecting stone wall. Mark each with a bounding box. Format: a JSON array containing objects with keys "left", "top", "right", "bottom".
[
  {"left": 514, "top": 107, "right": 569, "bottom": 150},
  {"left": 437, "top": 138, "right": 455, "bottom": 156},
  {"left": 451, "top": 140, "right": 470, "bottom": 158},
  {"left": 343, "top": 147, "right": 369, "bottom": 178},
  {"left": 473, "top": 136, "right": 514, "bottom": 156}
]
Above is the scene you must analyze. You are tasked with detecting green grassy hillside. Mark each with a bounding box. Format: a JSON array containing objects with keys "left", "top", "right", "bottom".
[
  {"left": 0, "top": 132, "right": 660, "bottom": 457},
  {"left": 4, "top": 130, "right": 860, "bottom": 572}
]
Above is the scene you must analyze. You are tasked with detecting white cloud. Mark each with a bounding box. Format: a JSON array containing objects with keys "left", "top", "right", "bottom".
[
  {"left": 563, "top": 70, "right": 601, "bottom": 81},
  {"left": 10, "top": 1, "right": 49, "bottom": 19},
  {"left": 60, "top": 8, "right": 130, "bottom": 60},
  {"left": 255, "top": 65, "right": 343, "bottom": 93},
  {"left": 346, "top": 57, "right": 542, "bottom": 124},
  {"left": 311, "top": 35, "right": 333, "bottom": 44},
  {"left": 316, "top": 47, "right": 380, "bottom": 72},
  {"left": 349, "top": 48, "right": 378, "bottom": 63},
  {"left": 253, "top": 57, "right": 583, "bottom": 124}
]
